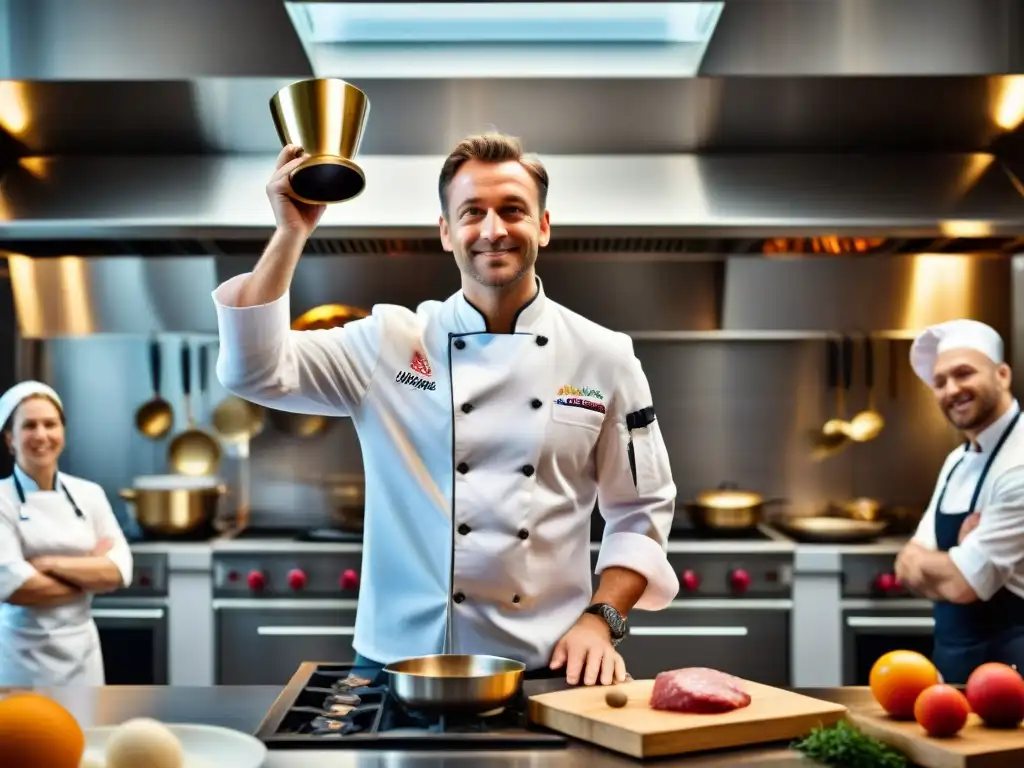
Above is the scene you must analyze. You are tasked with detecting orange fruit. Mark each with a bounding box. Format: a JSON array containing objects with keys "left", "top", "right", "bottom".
[
  {"left": 870, "top": 650, "right": 941, "bottom": 719},
  {"left": 0, "top": 691, "right": 85, "bottom": 767}
]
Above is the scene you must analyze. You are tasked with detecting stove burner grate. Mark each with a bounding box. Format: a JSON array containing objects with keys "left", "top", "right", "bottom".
[{"left": 254, "top": 662, "right": 568, "bottom": 750}]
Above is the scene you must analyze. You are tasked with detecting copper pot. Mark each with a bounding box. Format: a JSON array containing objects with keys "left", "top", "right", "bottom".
[
  {"left": 684, "top": 482, "right": 784, "bottom": 532},
  {"left": 120, "top": 475, "right": 227, "bottom": 537}
]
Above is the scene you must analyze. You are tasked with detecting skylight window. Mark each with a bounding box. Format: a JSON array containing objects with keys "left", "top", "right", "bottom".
[{"left": 287, "top": 2, "right": 724, "bottom": 45}]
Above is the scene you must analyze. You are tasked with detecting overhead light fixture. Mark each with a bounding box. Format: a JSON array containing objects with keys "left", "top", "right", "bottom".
[{"left": 288, "top": 2, "right": 724, "bottom": 45}]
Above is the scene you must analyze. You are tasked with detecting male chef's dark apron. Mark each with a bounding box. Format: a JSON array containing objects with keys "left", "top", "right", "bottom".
[{"left": 931, "top": 410, "right": 1024, "bottom": 684}]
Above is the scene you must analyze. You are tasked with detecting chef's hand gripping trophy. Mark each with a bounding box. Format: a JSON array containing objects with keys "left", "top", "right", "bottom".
[{"left": 269, "top": 78, "right": 371, "bottom": 205}]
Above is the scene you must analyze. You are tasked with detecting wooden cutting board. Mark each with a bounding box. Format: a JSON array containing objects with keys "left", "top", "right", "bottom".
[
  {"left": 527, "top": 678, "right": 847, "bottom": 758},
  {"left": 847, "top": 704, "right": 1024, "bottom": 768}
]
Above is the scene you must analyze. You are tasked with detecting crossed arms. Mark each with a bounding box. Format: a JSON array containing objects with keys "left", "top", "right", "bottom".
[{"left": 7, "top": 537, "right": 125, "bottom": 607}]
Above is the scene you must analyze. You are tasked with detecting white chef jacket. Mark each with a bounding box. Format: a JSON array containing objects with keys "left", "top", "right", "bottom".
[
  {"left": 912, "top": 399, "right": 1024, "bottom": 601},
  {"left": 0, "top": 464, "right": 133, "bottom": 686},
  {"left": 213, "top": 274, "right": 679, "bottom": 669}
]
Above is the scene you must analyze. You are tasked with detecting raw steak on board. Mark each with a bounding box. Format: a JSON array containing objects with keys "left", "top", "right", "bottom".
[{"left": 649, "top": 667, "right": 752, "bottom": 714}]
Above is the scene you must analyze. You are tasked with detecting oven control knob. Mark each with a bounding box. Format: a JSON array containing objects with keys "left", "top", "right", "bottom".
[
  {"left": 729, "top": 569, "right": 751, "bottom": 593},
  {"left": 287, "top": 569, "right": 307, "bottom": 591},
  {"left": 339, "top": 569, "right": 359, "bottom": 591},
  {"left": 246, "top": 570, "right": 266, "bottom": 591},
  {"left": 681, "top": 569, "right": 701, "bottom": 591},
  {"left": 874, "top": 573, "right": 898, "bottom": 594}
]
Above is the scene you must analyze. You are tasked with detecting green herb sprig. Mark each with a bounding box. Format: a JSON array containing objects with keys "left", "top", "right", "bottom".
[{"left": 791, "top": 719, "right": 909, "bottom": 768}]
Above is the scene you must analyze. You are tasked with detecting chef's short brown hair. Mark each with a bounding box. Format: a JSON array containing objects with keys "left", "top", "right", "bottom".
[{"left": 438, "top": 132, "right": 549, "bottom": 217}]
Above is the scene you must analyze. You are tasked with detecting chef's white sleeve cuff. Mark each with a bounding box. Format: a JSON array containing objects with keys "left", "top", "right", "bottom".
[
  {"left": 0, "top": 561, "right": 36, "bottom": 603},
  {"left": 212, "top": 273, "right": 292, "bottom": 380},
  {"left": 105, "top": 548, "right": 134, "bottom": 589},
  {"left": 948, "top": 543, "right": 1002, "bottom": 602},
  {"left": 595, "top": 532, "right": 679, "bottom": 611}
]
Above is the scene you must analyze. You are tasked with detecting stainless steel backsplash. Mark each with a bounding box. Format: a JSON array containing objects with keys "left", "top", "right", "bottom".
[{"left": 24, "top": 253, "right": 1013, "bottom": 532}]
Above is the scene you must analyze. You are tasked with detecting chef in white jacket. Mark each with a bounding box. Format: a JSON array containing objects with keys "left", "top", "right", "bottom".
[
  {"left": 896, "top": 320, "right": 1024, "bottom": 683},
  {"left": 213, "top": 133, "right": 679, "bottom": 686},
  {"left": 0, "top": 381, "right": 133, "bottom": 687}
]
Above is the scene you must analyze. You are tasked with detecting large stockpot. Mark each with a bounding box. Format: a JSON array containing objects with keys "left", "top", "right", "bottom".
[
  {"left": 120, "top": 475, "right": 227, "bottom": 537},
  {"left": 684, "top": 482, "right": 784, "bottom": 533},
  {"left": 383, "top": 654, "right": 526, "bottom": 714}
]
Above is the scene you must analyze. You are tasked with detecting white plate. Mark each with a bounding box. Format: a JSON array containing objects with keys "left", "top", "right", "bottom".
[{"left": 81, "top": 723, "right": 267, "bottom": 768}]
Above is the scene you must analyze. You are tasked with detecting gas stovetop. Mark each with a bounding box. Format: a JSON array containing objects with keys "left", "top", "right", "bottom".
[{"left": 254, "top": 662, "right": 568, "bottom": 750}]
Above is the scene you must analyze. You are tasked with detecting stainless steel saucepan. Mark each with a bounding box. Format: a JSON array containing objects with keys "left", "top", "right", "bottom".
[{"left": 383, "top": 654, "right": 526, "bottom": 714}]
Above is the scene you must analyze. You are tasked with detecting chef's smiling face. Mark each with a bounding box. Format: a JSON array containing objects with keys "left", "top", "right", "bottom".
[
  {"left": 5, "top": 395, "right": 65, "bottom": 473},
  {"left": 439, "top": 159, "right": 551, "bottom": 290},
  {"left": 931, "top": 348, "right": 1011, "bottom": 436}
]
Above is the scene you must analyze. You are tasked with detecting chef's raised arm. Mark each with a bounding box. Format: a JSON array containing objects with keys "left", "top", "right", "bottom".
[
  {"left": 212, "top": 274, "right": 383, "bottom": 417},
  {"left": 592, "top": 346, "right": 679, "bottom": 612}
]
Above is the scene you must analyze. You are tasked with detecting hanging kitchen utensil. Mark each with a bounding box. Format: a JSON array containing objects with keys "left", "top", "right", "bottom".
[
  {"left": 811, "top": 335, "right": 853, "bottom": 460},
  {"left": 382, "top": 654, "right": 526, "bottom": 715},
  {"left": 167, "top": 340, "right": 222, "bottom": 476},
  {"left": 135, "top": 337, "right": 173, "bottom": 439},
  {"left": 267, "top": 303, "right": 370, "bottom": 437},
  {"left": 683, "top": 482, "right": 786, "bottom": 533},
  {"left": 844, "top": 332, "right": 885, "bottom": 442}
]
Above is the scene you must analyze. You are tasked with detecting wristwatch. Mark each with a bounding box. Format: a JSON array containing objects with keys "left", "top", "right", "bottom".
[{"left": 583, "top": 603, "right": 628, "bottom": 646}]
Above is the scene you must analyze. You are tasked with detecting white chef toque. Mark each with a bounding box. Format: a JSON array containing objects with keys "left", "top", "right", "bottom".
[
  {"left": 0, "top": 381, "right": 63, "bottom": 430},
  {"left": 909, "top": 320, "right": 1004, "bottom": 385}
]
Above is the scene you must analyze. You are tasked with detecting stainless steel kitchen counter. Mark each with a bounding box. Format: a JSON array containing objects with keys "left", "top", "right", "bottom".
[{"left": 34, "top": 682, "right": 872, "bottom": 767}]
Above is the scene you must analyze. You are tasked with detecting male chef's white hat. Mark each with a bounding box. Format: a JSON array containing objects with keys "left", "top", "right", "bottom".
[
  {"left": 909, "top": 319, "right": 1004, "bottom": 384},
  {"left": 0, "top": 381, "right": 63, "bottom": 430}
]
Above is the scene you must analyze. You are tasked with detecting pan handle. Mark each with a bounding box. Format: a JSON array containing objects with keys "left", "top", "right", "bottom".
[
  {"left": 180, "top": 338, "right": 192, "bottom": 398},
  {"left": 149, "top": 337, "right": 162, "bottom": 395}
]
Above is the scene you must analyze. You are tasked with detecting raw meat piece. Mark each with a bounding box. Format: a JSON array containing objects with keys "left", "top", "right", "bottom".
[{"left": 649, "top": 667, "right": 752, "bottom": 714}]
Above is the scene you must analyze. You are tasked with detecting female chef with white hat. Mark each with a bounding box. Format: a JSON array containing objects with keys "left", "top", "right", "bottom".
[
  {"left": 896, "top": 319, "right": 1024, "bottom": 683},
  {"left": 0, "top": 381, "right": 133, "bottom": 686}
]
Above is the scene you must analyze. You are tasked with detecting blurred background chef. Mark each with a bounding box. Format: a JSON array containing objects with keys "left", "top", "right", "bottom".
[
  {"left": 895, "top": 320, "right": 1024, "bottom": 683},
  {"left": 0, "top": 381, "right": 133, "bottom": 687}
]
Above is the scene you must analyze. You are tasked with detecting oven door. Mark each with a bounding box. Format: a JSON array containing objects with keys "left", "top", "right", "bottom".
[
  {"left": 92, "top": 597, "right": 169, "bottom": 685},
  {"left": 842, "top": 599, "right": 934, "bottom": 686},
  {"left": 214, "top": 599, "right": 359, "bottom": 685},
  {"left": 620, "top": 600, "right": 792, "bottom": 687}
]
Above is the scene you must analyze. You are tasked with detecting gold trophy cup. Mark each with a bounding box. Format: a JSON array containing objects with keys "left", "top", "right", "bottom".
[{"left": 269, "top": 78, "right": 371, "bottom": 205}]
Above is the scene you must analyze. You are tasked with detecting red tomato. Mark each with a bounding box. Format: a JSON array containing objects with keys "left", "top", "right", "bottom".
[
  {"left": 914, "top": 684, "right": 970, "bottom": 737},
  {"left": 965, "top": 663, "right": 1024, "bottom": 728},
  {"left": 870, "top": 650, "right": 942, "bottom": 719}
]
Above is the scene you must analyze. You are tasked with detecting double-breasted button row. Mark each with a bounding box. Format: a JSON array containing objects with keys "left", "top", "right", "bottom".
[
  {"left": 461, "top": 398, "right": 543, "bottom": 413},
  {"left": 453, "top": 336, "right": 547, "bottom": 349},
  {"left": 452, "top": 591, "right": 521, "bottom": 605},
  {"left": 455, "top": 462, "right": 534, "bottom": 476},
  {"left": 456, "top": 524, "right": 529, "bottom": 539}
]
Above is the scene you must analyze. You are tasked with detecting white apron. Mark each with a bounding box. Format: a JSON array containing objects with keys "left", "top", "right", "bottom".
[{"left": 0, "top": 478, "right": 105, "bottom": 687}]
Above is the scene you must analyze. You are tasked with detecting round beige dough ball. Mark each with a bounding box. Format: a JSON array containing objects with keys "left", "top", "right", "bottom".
[{"left": 106, "top": 718, "right": 183, "bottom": 768}]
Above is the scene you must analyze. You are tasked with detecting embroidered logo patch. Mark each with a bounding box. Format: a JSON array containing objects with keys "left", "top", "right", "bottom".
[
  {"left": 410, "top": 351, "right": 432, "bottom": 378},
  {"left": 554, "top": 385, "right": 606, "bottom": 414}
]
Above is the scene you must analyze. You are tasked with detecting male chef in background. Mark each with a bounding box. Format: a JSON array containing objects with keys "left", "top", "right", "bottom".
[
  {"left": 895, "top": 319, "right": 1024, "bottom": 683},
  {"left": 210, "top": 133, "right": 679, "bottom": 686}
]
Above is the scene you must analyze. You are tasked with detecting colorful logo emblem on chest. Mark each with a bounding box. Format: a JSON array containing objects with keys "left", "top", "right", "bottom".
[
  {"left": 555, "top": 385, "right": 606, "bottom": 414},
  {"left": 397, "top": 351, "right": 437, "bottom": 391}
]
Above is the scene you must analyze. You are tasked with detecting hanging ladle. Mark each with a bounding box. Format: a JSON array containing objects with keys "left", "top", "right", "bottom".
[
  {"left": 135, "top": 337, "right": 173, "bottom": 439},
  {"left": 812, "top": 335, "right": 853, "bottom": 460},
  {"left": 843, "top": 333, "right": 885, "bottom": 442},
  {"left": 167, "top": 340, "right": 222, "bottom": 476}
]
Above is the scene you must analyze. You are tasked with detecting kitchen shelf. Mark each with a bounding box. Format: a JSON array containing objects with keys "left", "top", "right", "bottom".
[{"left": 626, "top": 330, "right": 918, "bottom": 342}]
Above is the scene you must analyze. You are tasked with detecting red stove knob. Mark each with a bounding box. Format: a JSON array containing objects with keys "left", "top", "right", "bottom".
[
  {"left": 139, "top": 574, "right": 151, "bottom": 587},
  {"left": 287, "top": 569, "right": 307, "bottom": 591},
  {"left": 246, "top": 570, "right": 266, "bottom": 591},
  {"left": 874, "top": 573, "right": 898, "bottom": 594},
  {"left": 729, "top": 569, "right": 751, "bottom": 593},
  {"left": 339, "top": 569, "right": 359, "bottom": 591},
  {"left": 681, "top": 569, "right": 701, "bottom": 592}
]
